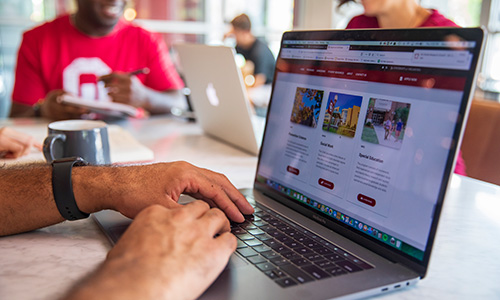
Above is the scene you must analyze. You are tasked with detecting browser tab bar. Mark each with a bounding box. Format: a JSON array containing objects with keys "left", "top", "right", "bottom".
[
  {"left": 283, "top": 40, "right": 476, "bottom": 48},
  {"left": 281, "top": 44, "right": 472, "bottom": 70}
]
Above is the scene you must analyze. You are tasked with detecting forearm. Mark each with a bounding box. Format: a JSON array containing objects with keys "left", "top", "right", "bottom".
[
  {"left": 0, "top": 162, "right": 181, "bottom": 236},
  {"left": 254, "top": 73, "right": 267, "bottom": 87},
  {"left": 64, "top": 255, "right": 176, "bottom": 300},
  {"left": 142, "top": 89, "right": 187, "bottom": 115},
  {"left": 9, "top": 103, "right": 36, "bottom": 118},
  {"left": 0, "top": 164, "right": 61, "bottom": 236},
  {"left": 0, "top": 161, "right": 251, "bottom": 236},
  {"left": 0, "top": 164, "right": 114, "bottom": 236}
]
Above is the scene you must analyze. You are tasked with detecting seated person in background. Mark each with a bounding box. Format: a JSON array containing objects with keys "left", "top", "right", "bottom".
[
  {"left": 339, "top": 0, "right": 458, "bottom": 28},
  {"left": 10, "top": 0, "right": 186, "bottom": 120},
  {"left": 226, "top": 14, "right": 275, "bottom": 87},
  {"left": 0, "top": 161, "right": 254, "bottom": 299},
  {"left": 0, "top": 127, "right": 41, "bottom": 158},
  {"left": 339, "top": 0, "right": 466, "bottom": 175}
]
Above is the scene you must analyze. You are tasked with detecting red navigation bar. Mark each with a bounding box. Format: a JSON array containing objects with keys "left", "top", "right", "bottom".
[{"left": 281, "top": 63, "right": 467, "bottom": 91}]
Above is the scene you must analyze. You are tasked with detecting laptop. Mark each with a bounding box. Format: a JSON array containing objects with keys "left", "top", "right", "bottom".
[
  {"left": 94, "top": 27, "right": 484, "bottom": 299},
  {"left": 173, "top": 43, "right": 265, "bottom": 156}
]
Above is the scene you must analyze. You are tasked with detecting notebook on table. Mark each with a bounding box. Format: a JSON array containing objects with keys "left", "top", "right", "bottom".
[
  {"left": 173, "top": 43, "right": 265, "bottom": 156},
  {"left": 94, "top": 27, "right": 484, "bottom": 299}
]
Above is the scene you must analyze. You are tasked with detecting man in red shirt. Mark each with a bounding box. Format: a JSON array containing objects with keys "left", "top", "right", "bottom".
[{"left": 10, "top": 0, "right": 186, "bottom": 120}]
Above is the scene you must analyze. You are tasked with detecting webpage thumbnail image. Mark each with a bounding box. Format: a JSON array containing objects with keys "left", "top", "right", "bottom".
[
  {"left": 322, "top": 92, "right": 363, "bottom": 138},
  {"left": 290, "top": 87, "right": 324, "bottom": 128},
  {"left": 361, "top": 98, "right": 411, "bottom": 150}
]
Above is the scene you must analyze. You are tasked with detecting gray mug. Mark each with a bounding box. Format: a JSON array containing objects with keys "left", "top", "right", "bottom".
[{"left": 43, "top": 120, "right": 111, "bottom": 165}]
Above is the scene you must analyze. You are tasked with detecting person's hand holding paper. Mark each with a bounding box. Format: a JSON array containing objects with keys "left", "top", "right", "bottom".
[{"left": 39, "top": 90, "right": 90, "bottom": 121}]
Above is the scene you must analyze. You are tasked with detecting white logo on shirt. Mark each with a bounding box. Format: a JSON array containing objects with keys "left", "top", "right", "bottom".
[{"left": 63, "top": 58, "right": 111, "bottom": 101}]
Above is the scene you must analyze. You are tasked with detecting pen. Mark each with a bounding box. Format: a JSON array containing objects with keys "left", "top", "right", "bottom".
[
  {"left": 98, "top": 67, "right": 150, "bottom": 83},
  {"left": 128, "top": 67, "right": 150, "bottom": 76}
]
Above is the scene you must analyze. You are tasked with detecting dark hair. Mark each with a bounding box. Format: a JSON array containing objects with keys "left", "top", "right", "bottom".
[
  {"left": 231, "top": 14, "right": 252, "bottom": 31},
  {"left": 338, "top": 0, "right": 356, "bottom": 8}
]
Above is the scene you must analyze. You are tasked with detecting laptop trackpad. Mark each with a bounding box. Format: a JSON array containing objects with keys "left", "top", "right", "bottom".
[{"left": 225, "top": 254, "right": 248, "bottom": 270}]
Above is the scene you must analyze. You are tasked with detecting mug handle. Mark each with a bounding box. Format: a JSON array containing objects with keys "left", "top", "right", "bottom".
[{"left": 43, "top": 134, "right": 66, "bottom": 162}]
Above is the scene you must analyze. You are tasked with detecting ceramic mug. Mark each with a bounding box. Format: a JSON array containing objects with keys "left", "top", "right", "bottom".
[{"left": 43, "top": 120, "right": 111, "bottom": 165}]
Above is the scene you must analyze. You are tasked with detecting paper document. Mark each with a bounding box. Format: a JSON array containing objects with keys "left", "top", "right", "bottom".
[{"left": 60, "top": 94, "right": 145, "bottom": 119}]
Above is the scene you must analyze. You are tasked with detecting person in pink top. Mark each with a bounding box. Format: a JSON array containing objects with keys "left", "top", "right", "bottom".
[
  {"left": 339, "top": 0, "right": 467, "bottom": 175},
  {"left": 10, "top": 0, "right": 186, "bottom": 120},
  {"left": 339, "top": 0, "right": 458, "bottom": 29}
]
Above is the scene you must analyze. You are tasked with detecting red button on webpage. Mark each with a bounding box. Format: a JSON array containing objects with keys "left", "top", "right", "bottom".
[
  {"left": 286, "top": 166, "right": 300, "bottom": 175},
  {"left": 318, "top": 178, "right": 334, "bottom": 190},
  {"left": 357, "top": 194, "right": 376, "bottom": 207}
]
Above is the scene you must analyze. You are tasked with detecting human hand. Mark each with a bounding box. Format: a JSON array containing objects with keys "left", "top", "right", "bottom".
[
  {"left": 0, "top": 127, "right": 42, "bottom": 158},
  {"left": 39, "top": 90, "right": 89, "bottom": 120},
  {"left": 99, "top": 72, "right": 148, "bottom": 108},
  {"left": 67, "top": 203, "right": 236, "bottom": 300},
  {"left": 73, "top": 161, "right": 254, "bottom": 223}
]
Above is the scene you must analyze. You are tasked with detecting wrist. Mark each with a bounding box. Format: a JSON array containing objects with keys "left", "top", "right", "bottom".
[
  {"left": 72, "top": 166, "right": 111, "bottom": 214},
  {"left": 72, "top": 165, "right": 136, "bottom": 214},
  {"left": 39, "top": 98, "right": 50, "bottom": 118},
  {"left": 51, "top": 157, "right": 90, "bottom": 220},
  {"left": 131, "top": 77, "right": 150, "bottom": 109},
  {"left": 33, "top": 99, "right": 44, "bottom": 117}
]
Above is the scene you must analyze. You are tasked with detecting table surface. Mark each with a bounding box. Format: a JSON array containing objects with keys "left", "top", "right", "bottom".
[{"left": 1, "top": 116, "right": 499, "bottom": 300}]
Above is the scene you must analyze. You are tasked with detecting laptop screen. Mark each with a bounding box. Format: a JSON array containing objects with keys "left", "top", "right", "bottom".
[{"left": 256, "top": 29, "right": 483, "bottom": 263}]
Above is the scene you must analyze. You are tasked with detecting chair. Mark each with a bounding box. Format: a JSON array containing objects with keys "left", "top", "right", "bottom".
[{"left": 460, "top": 98, "right": 500, "bottom": 186}]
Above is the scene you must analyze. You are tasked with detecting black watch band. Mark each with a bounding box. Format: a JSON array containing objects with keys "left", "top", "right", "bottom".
[{"left": 51, "top": 157, "right": 90, "bottom": 221}]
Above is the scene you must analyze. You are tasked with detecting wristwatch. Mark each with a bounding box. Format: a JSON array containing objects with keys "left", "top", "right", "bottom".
[{"left": 51, "top": 157, "right": 90, "bottom": 221}]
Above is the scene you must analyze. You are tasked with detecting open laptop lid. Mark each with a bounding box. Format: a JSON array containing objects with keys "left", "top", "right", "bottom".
[
  {"left": 173, "top": 43, "right": 261, "bottom": 156},
  {"left": 254, "top": 28, "right": 484, "bottom": 277}
]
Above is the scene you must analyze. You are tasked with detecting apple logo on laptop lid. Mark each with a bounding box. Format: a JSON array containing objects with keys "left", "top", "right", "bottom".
[{"left": 206, "top": 83, "right": 220, "bottom": 106}]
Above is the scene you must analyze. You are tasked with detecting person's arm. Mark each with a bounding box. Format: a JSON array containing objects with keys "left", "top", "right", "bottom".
[
  {"left": 99, "top": 73, "right": 187, "bottom": 114},
  {"left": 139, "top": 88, "right": 186, "bottom": 114},
  {"left": 9, "top": 103, "right": 37, "bottom": 118},
  {"left": 65, "top": 202, "right": 236, "bottom": 300},
  {"left": 96, "top": 29, "right": 187, "bottom": 115},
  {"left": 10, "top": 90, "right": 89, "bottom": 120},
  {"left": 0, "top": 161, "right": 254, "bottom": 236},
  {"left": 0, "top": 127, "right": 42, "bottom": 158},
  {"left": 253, "top": 73, "right": 267, "bottom": 87},
  {"left": 250, "top": 41, "right": 275, "bottom": 88}
]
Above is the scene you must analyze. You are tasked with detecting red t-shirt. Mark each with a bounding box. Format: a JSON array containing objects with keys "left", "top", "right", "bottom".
[
  {"left": 346, "top": 9, "right": 459, "bottom": 29},
  {"left": 12, "top": 15, "right": 184, "bottom": 106}
]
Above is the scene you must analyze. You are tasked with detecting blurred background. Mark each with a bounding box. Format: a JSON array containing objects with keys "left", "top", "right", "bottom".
[{"left": 0, "top": 0, "right": 498, "bottom": 118}]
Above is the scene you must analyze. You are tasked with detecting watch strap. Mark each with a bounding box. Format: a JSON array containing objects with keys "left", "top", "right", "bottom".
[{"left": 51, "top": 157, "right": 90, "bottom": 221}]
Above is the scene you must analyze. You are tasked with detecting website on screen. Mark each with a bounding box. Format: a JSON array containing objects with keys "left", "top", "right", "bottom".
[{"left": 257, "top": 39, "right": 473, "bottom": 259}]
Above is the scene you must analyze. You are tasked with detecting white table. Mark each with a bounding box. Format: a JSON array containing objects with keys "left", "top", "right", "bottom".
[{"left": 1, "top": 116, "right": 499, "bottom": 300}]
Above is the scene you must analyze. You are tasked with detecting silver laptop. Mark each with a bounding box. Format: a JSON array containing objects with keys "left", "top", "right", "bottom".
[
  {"left": 94, "top": 27, "right": 484, "bottom": 299},
  {"left": 173, "top": 43, "right": 265, "bottom": 156}
]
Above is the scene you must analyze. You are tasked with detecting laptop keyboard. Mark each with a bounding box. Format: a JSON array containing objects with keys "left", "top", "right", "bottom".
[{"left": 232, "top": 204, "right": 373, "bottom": 287}]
